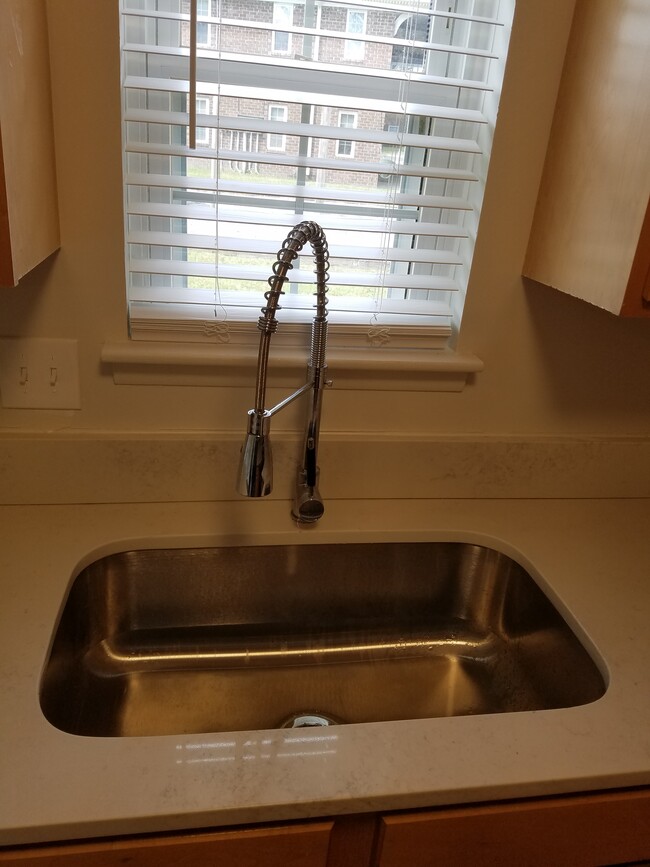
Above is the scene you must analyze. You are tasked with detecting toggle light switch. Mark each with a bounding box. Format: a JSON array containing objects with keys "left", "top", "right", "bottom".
[{"left": 0, "top": 338, "right": 81, "bottom": 409}]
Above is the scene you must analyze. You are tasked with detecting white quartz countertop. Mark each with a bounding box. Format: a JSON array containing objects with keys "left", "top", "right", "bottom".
[{"left": 1, "top": 497, "right": 649, "bottom": 846}]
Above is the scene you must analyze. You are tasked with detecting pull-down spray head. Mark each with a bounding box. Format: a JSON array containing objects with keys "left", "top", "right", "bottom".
[
  {"left": 237, "top": 409, "right": 273, "bottom": 498},
  {"left": 236, "top": 221, "right": 330, "bottom": 523}
]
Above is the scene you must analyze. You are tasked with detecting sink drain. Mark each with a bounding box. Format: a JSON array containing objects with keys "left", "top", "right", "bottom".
[{"left": 280, "top": 711, "right": 341, "bottom": 728}]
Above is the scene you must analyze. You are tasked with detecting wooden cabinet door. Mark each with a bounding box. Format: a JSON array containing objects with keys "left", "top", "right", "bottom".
[
  {"left": 0, "top": 0, "right": 60, "bottom": 288},
  {"left": 375, "top": 789, "right": 650, "bottom": 867},
  {"left": 524, "top": 0, "right": 650, "bottom": 317},
  {"left": 0, "top": 821, "right": 334, "bottom": 867}
]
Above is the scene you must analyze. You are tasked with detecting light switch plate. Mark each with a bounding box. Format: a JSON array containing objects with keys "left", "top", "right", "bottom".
[{"left": 0, "top": 338, "right": 81, "bottom": 409}]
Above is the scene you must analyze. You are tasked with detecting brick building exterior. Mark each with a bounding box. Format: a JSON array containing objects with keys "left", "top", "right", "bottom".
[{"left": 182, "top": 0, "right": 408, "bottom": 189}]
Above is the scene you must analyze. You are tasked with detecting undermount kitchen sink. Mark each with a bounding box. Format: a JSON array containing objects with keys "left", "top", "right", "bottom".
[{"left": 40, "top": 542, "right": 606, "bottom": 738}]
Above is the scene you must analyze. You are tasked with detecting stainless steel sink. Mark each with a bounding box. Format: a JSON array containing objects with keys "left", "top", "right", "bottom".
[{"left": 40, "top": 543, "right": 606, "bottom": 737}]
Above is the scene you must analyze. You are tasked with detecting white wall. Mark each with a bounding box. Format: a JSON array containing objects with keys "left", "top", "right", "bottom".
[{"left": 1, "top": 0, "right": 649, "bottom": 439}]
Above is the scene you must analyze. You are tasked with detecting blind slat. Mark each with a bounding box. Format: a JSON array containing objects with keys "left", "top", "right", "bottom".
[
  {"left": 123, "top": 46, "right": 495, "bottom": 93},
  {"left": 129, "top": 259, "right": 459, "bottom": 292},
  {"left": 121, "top": 5, "right": 502, "bottom": 30},
  {"left": 123, "top": 24, "right": 498, "bottom": 60},
  {"left": 126, "top": 141, "right": 480, "bottom": 184},
  {"left": 129, "top": 286, "right": 458, "bottom": 313},
  {"left": 127, "top": 173, "right": 474, "bottom": 211},
  {"left": 125, "top": 108, "right": 482, "bottom": 155},
  {"left": 126, "top": 201, "right": 470, "bottom": 239},
  {"left": 124, "top": 73, "right": 488, "bottom": 125},
  {"left": 127, "top": 231, "right": 464, "bottom": 267},
  {"left": 265, "top": 0, "right": 503, "bottom": 25}
]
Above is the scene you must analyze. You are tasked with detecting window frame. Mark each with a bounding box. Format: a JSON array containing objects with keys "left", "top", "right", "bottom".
[
  {"left": 117, "top": 0, "right": 516, "bottom": 362},
  {"left": 194, "top": 96, "right": 210, "bottom": 145},
  {"left": 336, "top": 110, "right": 357, "bottom": 158},
  {"left": 196, "top": 20, "right": 209, "bottom": 47},
  {"left": 272, "top": 2, "right": 293, "bottom": 55},
  {"left": 266, "top": 103, "right": 288, "bottom": 151},
  {"left": 344, "top": 8, "right": 367, "bottom": 62}
]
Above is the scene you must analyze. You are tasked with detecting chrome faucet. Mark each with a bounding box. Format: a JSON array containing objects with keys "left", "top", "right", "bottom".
[{"left": 236, "top": 221, "right": 331, "bottom": 523}]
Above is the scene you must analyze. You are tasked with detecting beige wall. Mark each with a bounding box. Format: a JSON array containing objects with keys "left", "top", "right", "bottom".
[{"left": 1, "top": 0, "right": 649, "bottom": 438}]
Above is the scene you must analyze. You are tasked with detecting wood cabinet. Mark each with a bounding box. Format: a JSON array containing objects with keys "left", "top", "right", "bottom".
[
  {"left": 0, "top": 822, "right": 335, "bottom": 867},
  {"left": 524, "top": 0, "right": 650, "bottom": 317},
  {"left": 1, "top": 788, "right": 648, "bottom": 867},
  {"left": 0, "top": 0, "right": 59, "bottom": 288},
  {"left": 376, "top": 788, "right": 650, "bottom": 867}
]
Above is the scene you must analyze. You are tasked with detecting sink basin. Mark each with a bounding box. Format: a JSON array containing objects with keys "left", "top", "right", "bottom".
[{"left": 40, "top": 542, "right": 606, "bottom": 737}]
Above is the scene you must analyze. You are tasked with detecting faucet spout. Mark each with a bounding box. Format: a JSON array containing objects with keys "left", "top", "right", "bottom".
[{"left": 236, "top": 221, "right": 331, "bottom": 523}]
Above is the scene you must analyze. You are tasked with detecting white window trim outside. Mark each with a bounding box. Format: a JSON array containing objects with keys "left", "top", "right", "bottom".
[
  {"left": 195, "top": 96, "right": 210, "bottom": 145},
  {"left": 197, "top": 0, "right": 216, "bottom": 46},
  {"left": 336, "top": 110, "right": 357, "bottom": 158},
  {"left": 196, "top": 20, "right": 209, "bottom": 47},
  {"left": 267, "top": 104, "right": 288, "bottom": 150},
  {"left": 272, "top": 3, "right": 293, "bottom": 55},
  {"left": 344, "top": 9, "right": 366, "bottom": 62}
]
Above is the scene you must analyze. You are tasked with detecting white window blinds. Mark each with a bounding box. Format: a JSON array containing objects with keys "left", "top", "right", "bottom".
[{"left": 121, "top": 0, "right": 514, "bottom": 349}]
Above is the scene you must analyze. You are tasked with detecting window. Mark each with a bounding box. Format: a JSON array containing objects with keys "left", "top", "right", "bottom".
[
  {"left": 196, "top": 0, "right": 210, "bottom": 45},
  {"left": 344, "top": 9, "right": 366, "bottom": 62},
  {"left": 336, "top": 111, "right": 357, "bottom": 158},
  {"left": 120, "top": 0, "right": 515, "bottom": 349},
  {"left": 196, "top": 21, "right": 209, "bottom": 46},
  {"left": 195, "top": 97, "right": 210, "bottom": 145},
  {"left": 267, "top": 104, "right": 288, "bottom": 151},
  {"left": 391, "top": 13, "right": 430, "bottom": 72},
  {"left": 272, "top": 3, "right": 292, "bottom": 54}
]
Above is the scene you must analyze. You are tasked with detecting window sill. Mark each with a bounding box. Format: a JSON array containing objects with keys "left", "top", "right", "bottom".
[{"left": 101, "top": 342, "right": 483, "bottom": 392}]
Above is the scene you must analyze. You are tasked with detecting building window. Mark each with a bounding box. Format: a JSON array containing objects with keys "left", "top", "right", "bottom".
[
  {"left": 196, "top": 21, "right": 209, "bottom": 46},
  {"left": 195, "top": 97, "right": 210, "bottom": 145},
  {"left": 267, "top": 104, "right": 288, "bottom": 150},
  {"left": 272, "top": 3, "right": 292, "bottom": 54},
  {"left": 344, "top": 9, "right": 366, "bottom": 62},
  {"left": 196, "top": 0, "right": 211, "bottom": 45},
  {"left": 391, "top": 13, "right": 430, "bottom": 72},
  {"left": 336, "top": 111, "right": 357, "bottom": 158}
]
